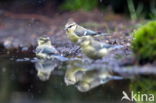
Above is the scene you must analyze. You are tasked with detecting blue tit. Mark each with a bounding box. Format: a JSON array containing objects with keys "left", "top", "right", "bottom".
[
  {"left": 36, "top": 36, "right": 69, "bottom": 61},
  {"left": 64, "top": 19, "right": 109, "bottom": 43},
  {"left": 78, "top": 36, "right": 124, "bottom": 60},
  {"left": 35, "top": 36, "right": 59, "bottom": 59}
]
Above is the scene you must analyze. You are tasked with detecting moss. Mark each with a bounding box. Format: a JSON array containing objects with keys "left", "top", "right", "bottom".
[
  {"left": 132, "top": 21, "right": 156, "bottom": 63},
  {"left": 60, "top": 0, "right": 98, "bottom": 11}
]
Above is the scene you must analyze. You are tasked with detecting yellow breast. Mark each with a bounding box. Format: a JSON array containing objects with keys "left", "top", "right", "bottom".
[
  {"left": 66, "top": 30, "right": 80, "bottom": 43},
  {"left": 82, "top": 46, "right": 107, "bottom": 59}
]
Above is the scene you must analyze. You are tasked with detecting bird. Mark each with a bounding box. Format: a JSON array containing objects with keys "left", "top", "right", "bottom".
[
  {"left": 35, "top": 36, "right": 59, "bottom": 59},
  {"left": 64, "top": 19, "right": 109, "bottom": 43},
  {"left": 78, "top": 36, "right": 124, "bottom": 59},
  {"left": 35, "top": 36, "right": 69, "bottom": 61}
]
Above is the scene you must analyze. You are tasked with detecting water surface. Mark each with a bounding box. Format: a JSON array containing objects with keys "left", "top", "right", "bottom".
[{"left": 0, "top": 53, "right": 155, "bottom": 103}]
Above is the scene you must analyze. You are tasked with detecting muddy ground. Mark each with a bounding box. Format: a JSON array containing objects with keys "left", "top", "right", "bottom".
[{"left": 0, "top": 10, "right": 155, "bottom": 75}]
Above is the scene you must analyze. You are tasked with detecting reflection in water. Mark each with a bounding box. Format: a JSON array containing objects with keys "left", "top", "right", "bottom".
[
  {"left": 35, "top": 59, "right": 58, "bottom": 81},
  {"left": 65, "top": 61, "right": 124, "bottom": 92},
  {"left": 76, "top": 68, "right": 112, "bottom": 92},
  {"left": 77, "top": 68, "right": 123, "bottom": 92},
  {"left": 64, "top": 62, "right": 87, "bottom": 85},
  {"left": 1, "top": 55, "right": 156, "bottom": 103},
  {"left": 0, "top": 66, "right": 12, "bottom": 102}
]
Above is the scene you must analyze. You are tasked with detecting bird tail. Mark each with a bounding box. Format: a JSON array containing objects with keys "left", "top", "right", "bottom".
[
  {"left": 96, "top": 32, "right": 110, "bottom": 36},
  {"left": 100, "top": 76, "right": 123, "bottom": 84},
  {"left": 52, "top": 55, "right": 69, "bottom": 62},
  {"left": 110, "top": 76, "right": 124, "bottom": 80},
  {"left": 109, "top": 45, "right": 124, "bottom": 51}
]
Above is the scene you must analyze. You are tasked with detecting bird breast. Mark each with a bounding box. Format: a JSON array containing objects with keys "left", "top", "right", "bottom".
[{"left": 66, "top": 30, "right": 80, "bottom": 43}]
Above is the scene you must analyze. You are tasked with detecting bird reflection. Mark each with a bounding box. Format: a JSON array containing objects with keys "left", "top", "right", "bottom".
[
  {"left": 64, "top": 62, "right": 123, "bottom": 92},
  {"left": 35, "top": 59, "right": 58, "bottom": 81},
  {"left": 76, "top": 68, "right": 123, "bottom": 92},
  {"left": 64, "top": 61, "right": 87, "bottom": 85}
]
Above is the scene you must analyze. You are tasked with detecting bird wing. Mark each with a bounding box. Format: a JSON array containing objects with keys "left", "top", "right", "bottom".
[
  {"left": 91, "top": 39, "right": 115, "bottom": 51},
  {"left": 75, "top": 25, "right": 97, "bottom": 36},
  {"left": 85, "top": 29, "right": 98, "bottom": 36},
  {"left": 35, "top": 46, "right": 43, "bottom": 54},
  {"left": 36, "top": 46, "right": 58, "bottom": 55},
  {"left": 101, "top": 43, "right": 114, "bottom": 48},
  {"left": 74, "top": 26, "right": 86, "bottom": 36},
  {"left": 52, "top": 55, "right": 69, "bottom": 61},
  {"left": 91, "top": 40, "right": 104, "bottom": 50},
  {"left": 43, "top": 46, "right": 58, "bottom": 54}
]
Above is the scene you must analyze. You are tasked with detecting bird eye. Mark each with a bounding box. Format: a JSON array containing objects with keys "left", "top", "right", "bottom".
[{"left": 68, "top": 25, "right": 73, "bottom": 28}]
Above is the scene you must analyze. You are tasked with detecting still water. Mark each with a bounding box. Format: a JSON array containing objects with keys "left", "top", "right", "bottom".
[{"left": 0, "top": 52, "right": 156, "bottom": 103}]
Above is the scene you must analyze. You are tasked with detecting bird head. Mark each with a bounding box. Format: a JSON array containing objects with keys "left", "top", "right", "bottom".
[
  {"left": 37, "top": 36, "right": 51, "bottom": 46},
  {"left": 64, "top": 76, "right": 76, "bottom": 86},
  {"left": 78, "top": 36, "right": 93, "bottom": 46},
  {"left": 64, "top": 68, "right": 82, "bottom": 86},
  {"left": 76, "top": 81, "right": 90, "bottom": 92},
  {"left": 65, "top": 19, "right": 77, "bottom": 32}
]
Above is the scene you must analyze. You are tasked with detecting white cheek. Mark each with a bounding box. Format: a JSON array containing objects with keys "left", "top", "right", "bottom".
[
  {"left": 72, "top": 26, "right": 76, "bottom": 30},
  {"left": 70, "top": 27, "right": 74, "bottom": 30}
]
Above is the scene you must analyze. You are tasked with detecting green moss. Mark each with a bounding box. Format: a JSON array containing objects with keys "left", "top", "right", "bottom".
[
  {"left": 132, "top": 21, "right": 156, "bottom": 63},
  {"left": 60, "top": 0, "right": 98, "bottom": 11}
]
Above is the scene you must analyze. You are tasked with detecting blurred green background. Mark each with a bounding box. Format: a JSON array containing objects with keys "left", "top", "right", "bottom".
[{"left": 0, "top": 0, "right": 155, "bottom": 20}]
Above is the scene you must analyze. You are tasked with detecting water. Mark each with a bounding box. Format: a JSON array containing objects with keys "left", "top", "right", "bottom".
[{"left": 0, "top": 52, "right": 156, "bottom": 103}]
